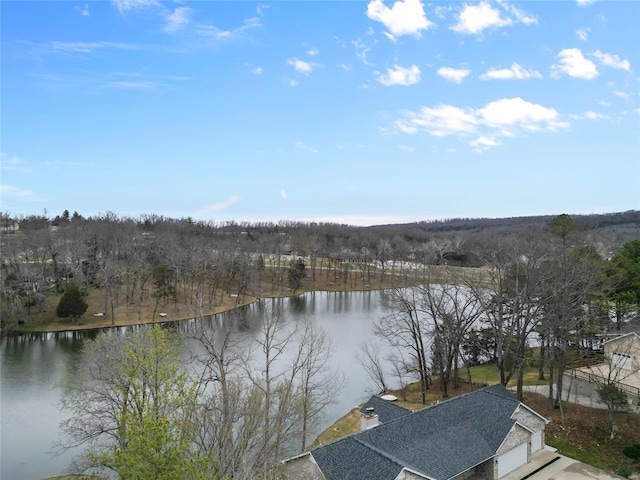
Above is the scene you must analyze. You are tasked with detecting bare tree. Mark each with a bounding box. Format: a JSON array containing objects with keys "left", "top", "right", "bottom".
[
  {"left": 419, "top": 279, "right": 482, "bottom": 397},
  {"left": 294, "top": 318, "right": 342, "bottom": 451},
  {"left": 466, "top": 231, "right": 548, "bottom": 400},
  {"left": 356, "top": 341, "right": 390, "bottom": 394},
  {"left": 375, "top": 287, "right": 431, "bottom": 403},
  {"left": 189, "top": 304, "right": 256, "bottom": 478}
]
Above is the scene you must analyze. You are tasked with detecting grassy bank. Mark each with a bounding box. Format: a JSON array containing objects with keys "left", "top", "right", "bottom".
[{"left": 9, "top": 264, "right": 483, "bottom": 334}]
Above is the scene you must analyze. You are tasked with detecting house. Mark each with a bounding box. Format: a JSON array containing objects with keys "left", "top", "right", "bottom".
[
  {"left": 284, "top": 384, "right": 548, "bottom": 480},
  {"left": 602, "top": 332, "right": 640, "bottom": 373}
]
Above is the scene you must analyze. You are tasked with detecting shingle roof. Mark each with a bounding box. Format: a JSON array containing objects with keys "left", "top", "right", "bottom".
[
  {"left": 359, "top": 396, "right": 412, "bottom": 424},
  {"left": 310, "top": 384, "right": 524, "bottom": 480},
  {"left": 312, "top": 436, "right": 404, "bottom": 480}
]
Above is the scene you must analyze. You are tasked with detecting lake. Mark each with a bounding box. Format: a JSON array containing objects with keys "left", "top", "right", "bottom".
[{"left": 0, "top": 290, "right": 397, "bottom": 480}]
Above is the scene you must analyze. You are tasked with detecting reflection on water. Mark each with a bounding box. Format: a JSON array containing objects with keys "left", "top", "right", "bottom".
[{"left": 1, "top": 290, "right": 393, "bottom": 480}]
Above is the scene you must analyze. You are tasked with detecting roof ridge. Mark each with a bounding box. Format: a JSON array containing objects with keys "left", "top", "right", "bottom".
[
  {"left": 352, "top": 436, "right": 413, "bottom": 472},
  {"left": 481, "top": 387, "right": 519, "bottom": 403},
  {"left": 365, "top": 395, "right": 413, "bottom": 411},
  {"left": 360, "top": 383, "right": 510, "bottom": 429}
]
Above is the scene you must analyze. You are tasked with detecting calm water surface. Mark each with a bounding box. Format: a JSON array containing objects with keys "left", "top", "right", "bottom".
[{"left": 1, "top": 290, "right": 394, "bottom": 480}]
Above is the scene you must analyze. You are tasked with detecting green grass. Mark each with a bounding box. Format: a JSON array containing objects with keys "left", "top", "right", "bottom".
[
  {"left": 545, "top": 436, "right": 608, "bottom": 470},
  {"left": 466, "top": 363, "right": 549, "bottom": 388}
]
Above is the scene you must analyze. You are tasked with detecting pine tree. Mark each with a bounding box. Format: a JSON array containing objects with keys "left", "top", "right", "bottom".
[{"left": 56, "top": 282, "right": 88, "bottom": 320}]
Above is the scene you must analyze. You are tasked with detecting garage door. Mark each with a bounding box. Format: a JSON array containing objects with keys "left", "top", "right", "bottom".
[
  {"left": 497, "top": 443, "right": 527, "bottom": 478},
  {"left": 612, "top": 353, "right": 632, "bottom": 371},
  {"left": 531, "top": 430, "right": 542, "bottom": 452}
]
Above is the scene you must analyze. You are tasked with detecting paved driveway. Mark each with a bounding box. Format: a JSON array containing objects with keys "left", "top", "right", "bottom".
[{"left": 500, "top": 448, "right": 625, "bottom": 480}]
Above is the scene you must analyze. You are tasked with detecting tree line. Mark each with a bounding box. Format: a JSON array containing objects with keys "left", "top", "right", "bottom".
[
  {"left": 2, "top": 209, "right": 639, "bottom": 476},
  {"left": 359, "top": 215, "right": 639, "bottom": 431},
  {"left": 1, "top": 209, "right": 637, "bottom": 335}
]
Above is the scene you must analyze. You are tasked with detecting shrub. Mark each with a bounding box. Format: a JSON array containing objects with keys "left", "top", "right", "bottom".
[
  {"left": 622, "top": 443, "right": 640, "bottom": 460},
  {"left": 616, "top": 466, "right": 631, "bottom": 478}
]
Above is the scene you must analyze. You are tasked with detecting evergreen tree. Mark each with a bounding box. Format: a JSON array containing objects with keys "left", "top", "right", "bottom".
[
  {"left": 287, "top": 258, "right": 306, "bottom": 294},
  {"left": 56, "top": 282, "right": 88, "bottom": 320},
  {"left": 607, "top": 239, "right": 640, "bottom": 326}
]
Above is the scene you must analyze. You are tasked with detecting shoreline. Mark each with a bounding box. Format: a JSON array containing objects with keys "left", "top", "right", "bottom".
[
  {"left": 9, "top": 285, "right": 387, "bottom": 335},
  {"left": 7, "top": 265, "right": 474, "bottom": 336},
  {"left": 11, "top": 292, "right": 279, "bottom": 335}
]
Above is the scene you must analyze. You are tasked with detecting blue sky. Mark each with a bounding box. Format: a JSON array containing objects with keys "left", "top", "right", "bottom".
[{"left": 2, "top": 0, "right": 639, "bottom": 226}]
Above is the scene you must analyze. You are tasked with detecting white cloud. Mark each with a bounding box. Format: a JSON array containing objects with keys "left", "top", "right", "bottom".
[
  {"left": 503, "top": 4, "right": 538, "bottom": 26},
  {"left": 366, "top": 0, "right": 434, "bottom": 39},
  {"left": 635, "top": 108, "right": 640, "bottom": 116},
  {"left": 252, "top": 66, "right": 263, "bottom": 75},
  {"left": 339, "top": 64, "right": 352, "bottom": 71},
  {"left": 578, "top": 111, "right": 609, "bottom": 120},
  {"left": 592, "top": 50, "right": 631, "bottom": 71},
  {"left": 106, "top": 81, "right": 161, "bottom": 89},
  {"left": 197, "top": 17, "right": 261, "bottom": 40},
  {"left": 74, "top": 3, "right": 90, "bottom": 16},
  {"left": 112, "top": 0, "right": 159, "bottom": 13},
  {"left": 256, "top": 4, "right": 269, "bottom": 16},
  {"left": 434, "top": 5, "right": 450, "bottom": 19},
  {"left": 164, "top": 7, "right": 192, "bottom": 33},
  {"left": 294, "top": 141, "right": 318, "bottom": 152},
  {"left": 199, "top": 195, "right": 240, "bottom": 213},
  {"left": 401, "top": 104, "right": 478, "bottom": 137},
  {"left": 396, "top": 97, "right": 569, "bottom": 149},
  {"left": 44, "top": 160, "right": 92, "bottom": 167},
  {"left": 288, "top": 79, "right": 298, "bottom": 87},
  {"left": 398, "top": 145, "right": 415, "bottom": 152},
  {"left": 480, "top": 62, "right": 542, "bottom": 80},
  {"left": 478, "top": 97, "right": 566, "bottom": 131},
  {"left": 576, "top": 0, "right": 597, "bottom": 7},
  {"left": 352, "top": 39, "right": 373, "bottom": 66},
  {"left": 470, "top": 136, "right": 501, "bottom": 150},
  {"left": 50, "top": 41, "right": 138, "bottom": 53},
  {"left": 552, "top": 48, "right": 598, "bottom": 79},
  {"left": 451, "top": 1, "right": 536, "bottom": 35},
  {"left": 394, "top": 120, "right": 418, "bottom": 134},
  {"left": 576, "top": 28, "right": 589, "bottom": 41},
  {"left": 377, "top": 64, "right": 421, "bottom": 86},
  {"left": 0, "top": 184, "right": 36, "bottom": 197},
  {"left": 287, "top": 58, "right": 314, "bottom": 75},
  {"left": 0, "top": 154, "right": 31, "bottom": 173},
  {"left": 280, "top": 190, "right": 288, "bottom": 199},
  {"left": 612, "top": 90, "right": 630, "bottom": 100},
  {"left": 437, "top": 67, "right": 471, "bottom": 83},
  {"left": 306, "top": 48, "right": 319, "bottom": 56}
]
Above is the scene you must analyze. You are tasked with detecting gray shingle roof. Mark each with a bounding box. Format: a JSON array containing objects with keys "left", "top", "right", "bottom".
[
  {"left": 311, "top": 384, "right": 524, "bottom": 480},
  {"left": 359, "top": 396, "right": 412, "bottom": 424},
  {"left": 312, "top": 436, "right": 404, "bottom": 480}
]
